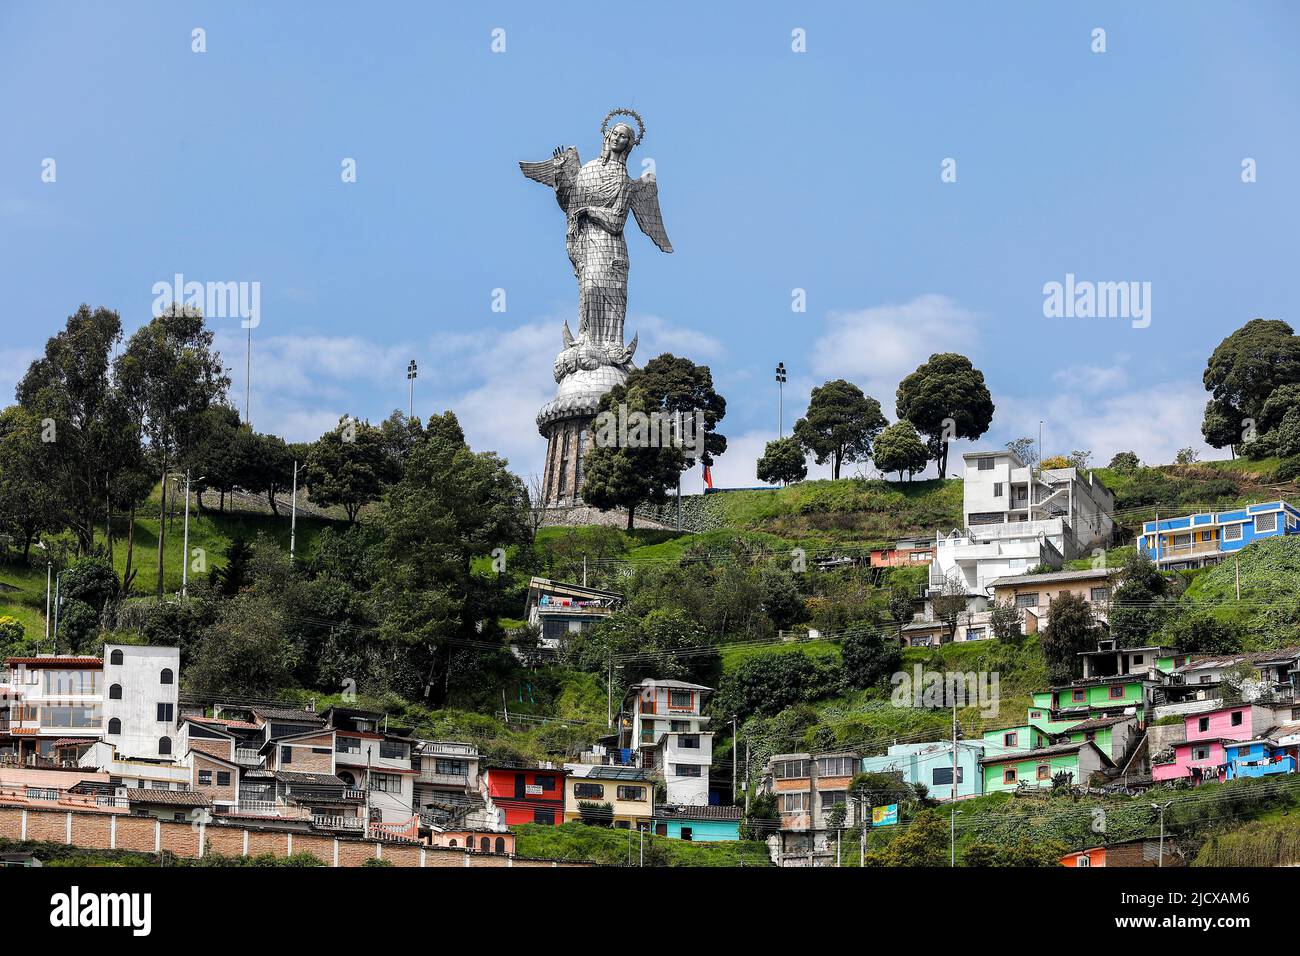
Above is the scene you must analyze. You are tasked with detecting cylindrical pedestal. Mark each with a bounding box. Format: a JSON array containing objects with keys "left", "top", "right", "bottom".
[{"left": 539, "top": 415, "right": 593, "bottom": 507}]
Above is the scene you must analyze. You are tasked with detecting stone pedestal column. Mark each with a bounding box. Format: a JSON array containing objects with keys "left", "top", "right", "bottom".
[{"left": 535, "top": 363, "right": 626, "bottom": 508}]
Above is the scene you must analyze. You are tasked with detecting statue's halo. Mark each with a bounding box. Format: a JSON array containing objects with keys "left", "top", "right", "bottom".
[{"left": 601, "top": 108, "right": 645, "bottom": 146}]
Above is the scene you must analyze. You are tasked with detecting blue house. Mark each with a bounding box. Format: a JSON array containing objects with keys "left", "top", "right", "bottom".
[
  {"left": 1223, "top": 738, "right": 1297, "bottom": 780},
  {"left": 859, "top": 740, "right": 986, "bottom": 800},
  {"left": 1136, "top": 501, "right": 1300, "bottom": 570},
  {"left": 651, "top": 804, "right": 743, "bottom": 841}
]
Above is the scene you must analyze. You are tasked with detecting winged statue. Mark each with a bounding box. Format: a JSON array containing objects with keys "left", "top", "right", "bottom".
[{"left": 520, "top": 108, "right": 670, "bottom": 378}]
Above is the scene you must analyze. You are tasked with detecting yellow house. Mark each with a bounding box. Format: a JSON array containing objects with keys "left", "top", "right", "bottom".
[{"left": 563, "top": 764, "right": 655, "bottom": 829}]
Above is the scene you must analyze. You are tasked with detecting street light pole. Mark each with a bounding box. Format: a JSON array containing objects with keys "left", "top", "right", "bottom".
[
  {"left": 180, "top": 471, "right": 204, "bottom": 600},
  {"left": 289, "top": 460, "right": 299, "bottom": 563},
  {"left": 407, "top": 359, "right": 418, "bottom": 419},
  {"left": 775, "top": 363, "right": 787, "bottom": 438},
  {"left": 1153, "top": 802, "right": 1172, "bottom": 866},
  {"left": 37, "top": 541, "right": 51, "bottom": 645}
]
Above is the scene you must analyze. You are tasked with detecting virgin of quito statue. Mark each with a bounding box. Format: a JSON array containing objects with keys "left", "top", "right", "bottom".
[{"left": 521, "top": 108, "right": 672, "bottom": 507}]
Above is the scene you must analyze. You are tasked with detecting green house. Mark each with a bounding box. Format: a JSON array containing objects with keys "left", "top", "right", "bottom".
[
  {"left": 1057, "top": 714, "right": 1139, "bottom": 764},
  {"left": 1051, "top": 676, "right": 1154, "bottom": 718},
  {"left": 980, "top": 740, "right": 1112, "bottom": 793}
]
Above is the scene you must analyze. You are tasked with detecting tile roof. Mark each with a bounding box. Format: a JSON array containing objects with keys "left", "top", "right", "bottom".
[
  {"left": 274, "top": 771, "right": 348, "bottom": 787},
  {"left": 251, "top": 706, "right": 325, "bottom": 723},
  {"left": 4, "top": 656, "right": 102, "bottom": 667},
  {"left": 988, "top": 568, "right": 1117, "bottom": 588},
  {"left": 1174, "top": 647, "right": 1300, "bottom": 673},
  {"left": 125, "top": 788, "right": 211, "bottom": 808},
  {"left": 1060, "top": 715, "right": 1137, "bottom": 734},
  {"left": 979, "top": 741, "right": 1103, "bottom": 766}
]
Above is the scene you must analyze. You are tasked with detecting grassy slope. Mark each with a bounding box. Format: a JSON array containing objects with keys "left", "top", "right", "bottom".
[{"left": 511, "top": 821, "right": 771, "bottom": 866}]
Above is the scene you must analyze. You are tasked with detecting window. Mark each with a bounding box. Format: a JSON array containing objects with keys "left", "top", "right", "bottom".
[
  {"left": 574, "top": 783, "right": 604, "bottom": 799},
  {"left": 819, "top": 790, "right": 845, "bottom": 808},
  {"left": 379, "top": 740, "right": 406, "bottom": 760},
  {"left": 1036, "top": 764, "right": 1051, "bottom": 781},
  {"left": 1003, "top": 732, "right": 1018, "bottom": 747},
  {"left": 1090, "top": 587, "right": 1110, "bottom": 603},
  {"left": 312, "top": 747, "right": 330, "bottom": 754},
  {"left": 495, "top": 837, "right": 505, "bottom": 854},
  {"left": 670, "top": 720, "right": 690, "bottom": 732},
  {"left": 932, "top": 766, "right": 964, "bottom": 786},
  {"left": 1193, "top": 747, "right": 1209, "bottom": 761},
  {"left": 158, "top": 737, "right": 172, "bottom": 755},
  {"left": 216, "top": 772, "right": 231, "bottom": 787},
  {"left": 781, "top": 792, "right": 809, "bottom": 813},
  {"left": 156, "top": 702, "right": 174, "bottom": 722},
  {"left": 198, "top": 770, "right": 212, "bottom": 786},
  {"left": 776, "top": 759, "right": 810, "bottom": 780},
  {"left": 674, "top": 764, "right": 701, "bottom": 778},
  {"left": 1077, "top": 855, "right": 1090, "bottom": 867},
  {"left": 536, "top": 775, "right": 555, "bottom": 791},
  {"left": 680, "top": 827, "right": 693, "bottom": 841},
  {"left": 1256, "top": 513, "right": 1279, "bottom": 534},
  {"left": 1071, "top": 689, "right": 1085, "bottom": 703},
  {"left": 1015, "top": 593, "right": 1039, "bottom": 608},
  {"left": 1109, "top": 685, "right": 1124, "bottom": 700},
  {"left": 160, "top": 668, "right": 173, "bottom": 685},
  {"left": 109, "top": 684, "right": 122, "bottom": 700},
  {"left": 669, "top": 689, "right": 693, "bottom": 709},
  {"left": 617, "top": 786, "right": 646, "bottom": 802},
  {"left": 280, "top": 745, "right": 293, "bottom": 765},
  {"left": 817, "top": 756, "right": 855, "bottom": 777},
  {"left": 993, "top": 482, "right": 1004, "bottom": 498},
  {"left": 1224, "top": 523, "right": 1243, "bottom": 541},
  {"left": 1231, "top": 711, "right": 1243, "bottom": 727},
  {"left": 966, "top": 627, "right": 985, "bottom": 641},
  {"left": 1132, "top": 654, "right": 1144, "bottom": 665},
  {"left": 435, "top": 758, "right": 467, "bottom": 776},
  {"left": 1003, "top": 768, "right": 1017, "bottom": 784},
  {"left": 110, "top": 650, "right": 124, "bottom": 665},
  {"left": 369, "top": 772, "right": 400, "bottom": 793},
  {"left": 1198, "top": 717, "right": 1210, "bottom": 733},
  {"left": 976, "top": 457, "right": 994, "bottom": 471},
  {"left": 678, "top": 734, "right": 700, "bottom": 749},
  {"left": 107, "top": 718, "right": 121, "bottom": 735},
  {"left": 533, "top": 810, "right": 556, "bottom": 825},
  {"left": 336, "top": 736, "right": 361, "bottom": 754}
]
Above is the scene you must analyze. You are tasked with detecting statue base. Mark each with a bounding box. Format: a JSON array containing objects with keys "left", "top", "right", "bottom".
[{"left": 535, "top": 363, "right": 627, "bottom": 508}]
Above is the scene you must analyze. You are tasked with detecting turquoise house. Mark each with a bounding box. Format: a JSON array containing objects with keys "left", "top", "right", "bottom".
[
  {"left": 651, "top": 804, "right": 742, "bottom": 841},
  {"left": 1223, "top": 739, "right": 1297, "bottom": 780},
  {"left": 859, "top": 740, "right": 987, "bottom": 800}
]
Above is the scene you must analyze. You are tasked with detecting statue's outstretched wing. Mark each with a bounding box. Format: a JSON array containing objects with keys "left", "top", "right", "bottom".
[
  {"left": 519, "top": 147, "right": 579, "bottom": 186},
  {"left": 628, "top": 174, "right": 672, "bottom": 253}
]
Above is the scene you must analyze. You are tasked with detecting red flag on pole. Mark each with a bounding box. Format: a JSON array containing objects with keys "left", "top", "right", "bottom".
[{"left": 703, "top": 463, "right": 713, "bottom": 490}]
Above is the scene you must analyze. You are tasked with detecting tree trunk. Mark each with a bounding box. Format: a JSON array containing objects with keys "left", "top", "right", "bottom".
[
  {"left": 124, "top": 506, "right": 137, "bottom": 593},
  {"left": 267, "top": 486, "right": 280, "bottom": 516},
  {"left": 156, "top": 471, "right": 168, "bottom": 600},
  {"left": 220, "top": 490, "right": 225, "bottom": 512},
  {"left": 626, "top": 505, "right": 635, "bottom": 531}
]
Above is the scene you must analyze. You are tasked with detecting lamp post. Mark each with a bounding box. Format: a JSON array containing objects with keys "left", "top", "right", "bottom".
[
  {"left": 36, "top": 541, "right": 52, "bottom": 646},
  {"left": 180, "top": 470, "right": 204, "bottom": 599},
  {"left": 1152, "top": 801, "right": 1172, "bottom": 866},
  {"left": 774, "top": 362, "right": 787, "bottom": 438},
  {"left": 407, "top": 359, "right": 418, "bottom": 419},
  {"left": 289, "top": 460, "right": 299, "bottom": 563}
]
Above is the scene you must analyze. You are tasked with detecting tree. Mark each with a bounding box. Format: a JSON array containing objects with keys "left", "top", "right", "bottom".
[
  {"left": 56, "top": 598, "right": 99, "bottom": 653},
  {"left": 793, "top": 379, "right": 887, "bottom": 480},
  {"left": 239, "top": 431, "right": 296, "bottom": 515},
  {"left": 862, "top": 809, "right": 948, "bottom": 867},
  {"left": 209, "top": 536, "right": 254, "bottom": 597},
  {"left": 930, "top": 577, "right": 968, "bottom": 643},
  {"left": 989, "top": 599, "right": 1023, "bottom": 644},
  {"left": 841, "top": 622, "right": 902, "bottom": 689},
  {"left": 895, "top": 353, "right": 995, "bottom": 479},
  {"left": 1039, "top": 591, "right": 1098, "bottom": 685},
  {"left": 60, "top": 556, "right": 119, "bottom": 618},
  {"left": 188, "top": 593, "right": 295, "bottom": 697},
  {"left": 1108, "top": 551, "right": 1170, "bottom": 647},
  {"left": 1201, "top": 319, "right": 1300, "bottom": 453},
  {"left": 114, "top": 304, "right": 229, "bottom": 597},
  {"left": 0, "top": 406, "right": 65, "bottom": 560},
  {"left": 1005, "top": 437, "right": 1039, "bottom": 469},
  {"left": 303, "top": 416, "right": 389, "bottom": 523},
  {"left": 16, "top": 305, "right": 125, "bottom": 554},
  {"left": 1108, "top": 451, "right": 1140, "bottom": 473},
  {"left": 1174, "top": 447, "right": 1199, "bottom": 465},
  {"left": 756, "top": 437, "right": 807, "bottom": 485},
  {"left": 186, "top": 405, "right": 243, "bottom": 511},
  {"left": 582, "top": 355, "right": 728, "bottom": 528},
  {"left": 369, "top": 413, "right": 530, "bottom": 702},
  {"left": 1066, "top": 450, "right": 1093, "bottom": 470},
  {"left": 1161, "top": 612, "right": 1241, "bottom": 655},
  {"left": 963, "top": 838, "right": 1066, "bottom": 866},
  {"left": 873, "top": 419, "right": 930, "bottom": 481}
]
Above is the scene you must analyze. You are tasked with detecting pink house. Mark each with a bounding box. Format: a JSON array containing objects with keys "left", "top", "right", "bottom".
[{"left": 1151, "top": 703, "right": 1270, "bottom": 783}]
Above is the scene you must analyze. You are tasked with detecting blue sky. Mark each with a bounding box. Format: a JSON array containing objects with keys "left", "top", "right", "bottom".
[{"left": 3, "top": 1, "right": 1298, "bottom": 488}]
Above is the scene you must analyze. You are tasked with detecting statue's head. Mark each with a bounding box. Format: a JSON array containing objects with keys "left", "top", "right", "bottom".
[{"left": 600, "top": 109, "right": 645, "bottom": 165}]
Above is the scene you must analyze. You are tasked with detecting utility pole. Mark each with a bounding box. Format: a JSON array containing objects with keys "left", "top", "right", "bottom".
[
  {"left": 245, "top": 324, "right": 253, "bottom": 426},
  {"left": 639, "top": 826, "right": 644, "bottom": 866},
  {"left": 1153, "top": 802, "right": 1171, "bottom": 867},
  {"left": 951, "top": 698, "right": 959, "bottom": 866},
  {"left": 289, "top": 460, "right": 299, "bottom": 563},
  {"left": 607, "top": 653, "right": 613, "bottom": 729},
  {"left": 743, "top": 740, "right": 751, "bottom": 815},
  {"left": 860, "top": 794, "right": 867, "bottom": 866},
  {"left": 731, "top": 716, "right": 738, "bottom": 803},
  {"left": 180, "top": 469, "right": 201, "bottom": 599},
  {"left": 1235, "top": 555, "right": 1241, "bottom": 600}
]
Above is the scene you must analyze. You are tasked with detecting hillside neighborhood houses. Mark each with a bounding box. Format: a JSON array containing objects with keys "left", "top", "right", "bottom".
[{"left": 3, "top": 449, "right": 1299, "bottom": 867}]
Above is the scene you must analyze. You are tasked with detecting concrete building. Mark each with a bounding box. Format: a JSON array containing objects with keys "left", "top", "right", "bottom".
[
  {"left": 859, "top": 740, "right": 986, "bottom": 800},
  {"left": 1136, "top": 500, "right": 1300, "bottom": 570},
  {"left": 563, "top": 764, "right": 654, "bottom": 828},
  {"left": 103, "top": 643, "right": 181, "bottom": 760},
  {"left": 524, "top": 577, "right": 623, "bottom": 650},
  {"left": 617, "top": 679, "right": 714, "bottom": 806},
  {"left": 987, "top": 567, "right": 1117, "bottom": 631}
]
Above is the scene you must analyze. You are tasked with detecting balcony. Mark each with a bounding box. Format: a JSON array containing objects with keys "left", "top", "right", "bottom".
[
  {"left": 420, "top": 741, "right": 477, "bottom": 758},
  {"left": 416, "top": 771, "right": 469, "bottom": 787},
  {"left": 312, "top": 813, "right": 365, "bottom": 832},
  {"left": 233, "top": 748, "right": 263, "bottom": 767},
  {"left": 220, "top": 800, "right": 312, "bottom": 821}
]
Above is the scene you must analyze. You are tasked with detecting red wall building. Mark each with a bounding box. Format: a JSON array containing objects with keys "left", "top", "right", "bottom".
[{"left": 483, "top": 766, "right": 567, "bottom": 826}]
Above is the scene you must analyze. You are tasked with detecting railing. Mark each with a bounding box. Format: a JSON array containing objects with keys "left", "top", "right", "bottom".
[
  {"left": 419, "top": 742, "right": 477, "bottom": 758},
  {"left": 312, "top": 813, "right": 365, "bottom": 832},
  {"left": 220, "top": 800, "right": 311, "bottom": 820},
  {"left": 416, "top": 771, "right": 469, "bottom": 787},
  {"left": 0, "top": 786, "right": 126, "bottom": 811},
  {"left": 233, "top": 748, "right": 262, "bottom": 765},
  {"left": 342, "top": 788, "right": 365, "bottom": 801}
]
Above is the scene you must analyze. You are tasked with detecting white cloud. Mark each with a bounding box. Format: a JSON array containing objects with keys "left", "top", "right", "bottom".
[
  {"left": 1051, "top": 360, "right": 1129, "bottom": 392},
  {"left": 810, "top": 294, "right": 981, "bottom": 400},
  {"left": 0, "top": 347, "right": 39, "bottom": 397}
]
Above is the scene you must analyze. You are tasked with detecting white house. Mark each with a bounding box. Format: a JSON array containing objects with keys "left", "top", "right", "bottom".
[
  {"left": 103, "top": 643, "right": 181, "bottom": 760},
  {"left": 618, "top": 679, "right": 714, "bottom": 806}
]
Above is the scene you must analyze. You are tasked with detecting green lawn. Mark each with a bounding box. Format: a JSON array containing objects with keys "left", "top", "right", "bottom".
[{"left": 512, "top": 821, "right": 771, "bottom": 866}]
